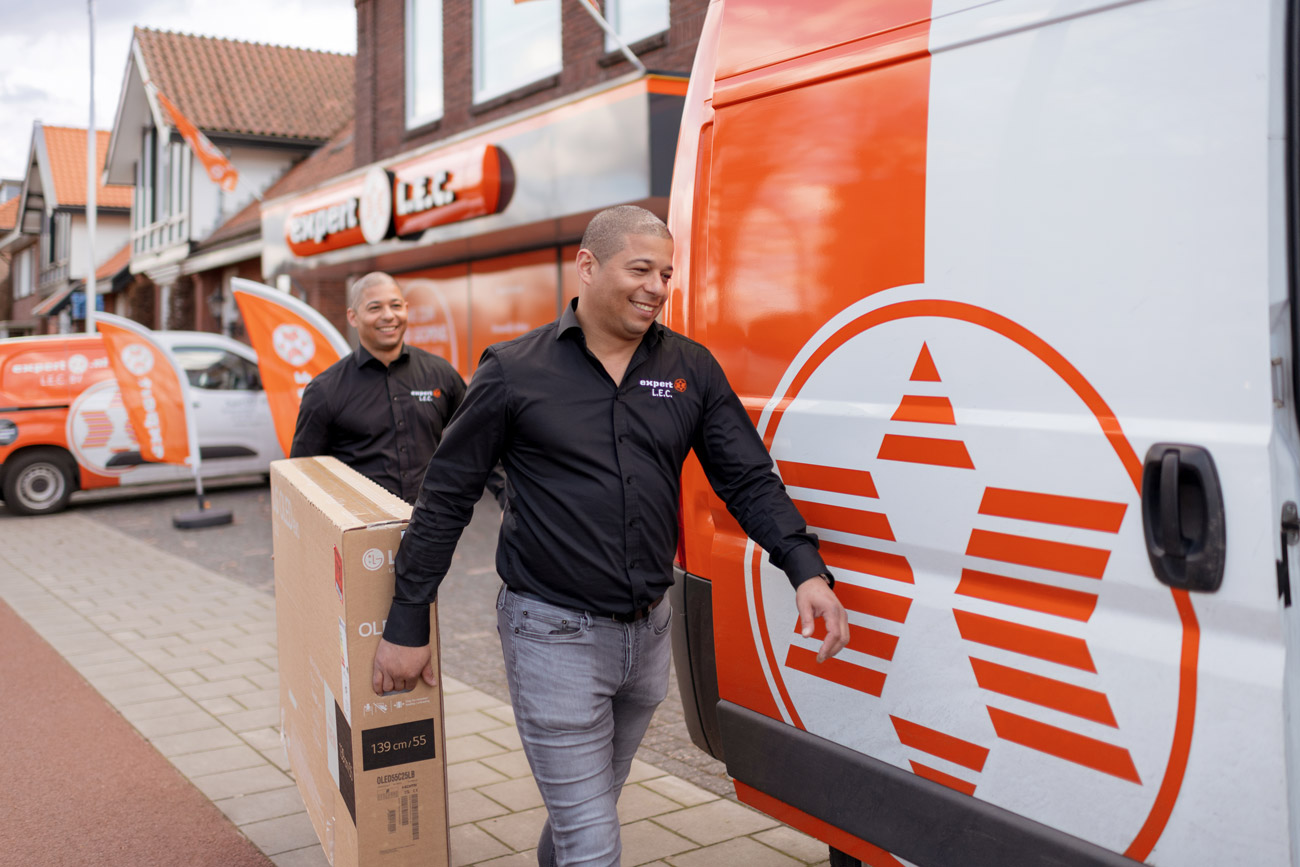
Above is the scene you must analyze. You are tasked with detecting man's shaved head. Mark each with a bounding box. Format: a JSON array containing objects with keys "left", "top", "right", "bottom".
[
  {"left": 579, "top": 206, "right": 672, "bottom": 264},
  {"left": 348, "top": 272, "right": 400, "bottom": 310}
]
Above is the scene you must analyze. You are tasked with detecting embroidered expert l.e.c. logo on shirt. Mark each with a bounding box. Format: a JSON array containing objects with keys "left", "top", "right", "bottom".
[
  {"left": 411, "top": 389, "right": 442, "bottom": 402},
  {"left": 640, "top": 378, "right": 685, "bottom": 399}
]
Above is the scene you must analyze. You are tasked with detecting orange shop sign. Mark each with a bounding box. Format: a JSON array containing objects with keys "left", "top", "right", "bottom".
[{"left": 284, "top": 145, "right": 511, "bottom": 258}]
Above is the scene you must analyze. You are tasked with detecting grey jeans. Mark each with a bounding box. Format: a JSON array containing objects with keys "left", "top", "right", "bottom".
[{"left": 496, "top": 585, "right": 673, "bottom": 867}]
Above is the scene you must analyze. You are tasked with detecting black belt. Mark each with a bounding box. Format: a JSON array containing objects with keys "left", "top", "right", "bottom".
[{"left": 605, "top": 595, "right": 665, "bottom": 623}]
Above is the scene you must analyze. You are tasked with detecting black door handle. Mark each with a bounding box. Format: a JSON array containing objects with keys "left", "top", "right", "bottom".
[{"left": 1141, "top": 443, "right": 1226, "bottom": 592}]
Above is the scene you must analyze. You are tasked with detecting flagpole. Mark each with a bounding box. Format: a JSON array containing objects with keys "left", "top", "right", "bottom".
[
  {"left": 85, "top": 0, "right": 98, "bottom": 333},
  {"left": 575, "top": 0, "right": 646, "bottom": 74}
]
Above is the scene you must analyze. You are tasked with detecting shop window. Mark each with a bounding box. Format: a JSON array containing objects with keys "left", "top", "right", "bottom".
[
  {"left": 604, "top": 0, "right": 668, "bottom": 52},
  {"left": 406, "top": 0, "right": 444, "bottom": 128},
  {"left": 473, "top": 0, "right": 561, "bottom": 104}
]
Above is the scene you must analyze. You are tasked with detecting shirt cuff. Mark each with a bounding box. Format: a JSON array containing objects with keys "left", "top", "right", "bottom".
[
  {"left": 783, "top": 545, "right": 834, "bottom": 590},
  {"left": 383, "top": 600, "right": 431, "bottom": 646}
]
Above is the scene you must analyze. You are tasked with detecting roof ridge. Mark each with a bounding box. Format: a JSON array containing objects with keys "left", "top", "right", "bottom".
[{"left": 135, "top": 26, "right": 354, "bottom": 57}]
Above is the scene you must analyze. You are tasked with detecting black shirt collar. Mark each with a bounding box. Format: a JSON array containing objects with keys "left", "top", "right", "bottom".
[
  {"left": 353, "top": 343, "right": 410, "bottom": 369},
  {"left": 557, "top": 297, "right": 664, "bottom": 348}
]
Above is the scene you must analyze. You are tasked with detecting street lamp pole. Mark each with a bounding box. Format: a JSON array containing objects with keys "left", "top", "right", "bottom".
[{"left": 85, "top": 0, "right": 98, "bottom": 333}]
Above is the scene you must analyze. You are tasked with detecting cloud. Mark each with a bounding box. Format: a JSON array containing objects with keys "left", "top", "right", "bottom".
[{"left": 0, "top": 0, "right": 355, "bottom": 178}]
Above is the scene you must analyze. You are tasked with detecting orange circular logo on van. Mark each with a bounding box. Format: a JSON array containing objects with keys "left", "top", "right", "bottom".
[
  {"left": 746, "top": 297, "right": 1193, "bottom": 861},
  {"left": 674, "top": 379, "right": 687, "bottom": 392}
]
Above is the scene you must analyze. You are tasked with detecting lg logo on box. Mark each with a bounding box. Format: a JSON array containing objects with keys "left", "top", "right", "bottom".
[{"left": 362, "top": 548, "right": 396, "bottom": 571}]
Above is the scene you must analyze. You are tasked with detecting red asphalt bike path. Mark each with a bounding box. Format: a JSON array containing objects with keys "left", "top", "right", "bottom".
[{"left": 0, "top": 599, "right": 272, "bottom": 867}]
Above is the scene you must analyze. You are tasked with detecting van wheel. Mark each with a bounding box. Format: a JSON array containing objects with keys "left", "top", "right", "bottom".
[
  {"left": 829, "top": 848, "right": 862, "bottom": 867},
  {"left": 3, "top": 448, "right": 75, "bottom": 516}
]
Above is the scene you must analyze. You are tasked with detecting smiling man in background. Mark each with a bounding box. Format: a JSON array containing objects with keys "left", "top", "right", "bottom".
[{"left": 289, "top": 271, "right": 469, "bottom": 503}]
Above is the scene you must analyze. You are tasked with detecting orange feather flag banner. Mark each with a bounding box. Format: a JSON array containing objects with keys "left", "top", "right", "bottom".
[
  {"left": 231, "top": 278, "right": 351, "bottom": 456},
  {"left": 149, "top": 83, "right": 239, "bottom": 193},
  {"left": 95, "top": 312, "right": 197, "bottom": 468}
]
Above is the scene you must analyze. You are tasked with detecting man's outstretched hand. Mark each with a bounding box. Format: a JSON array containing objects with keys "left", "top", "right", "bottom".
[
  {"left": 372, "top": 638, "right": 436, "bottom": 694},
  {"left": 795, "top": 576, "right": 848, "bottom": 663}
]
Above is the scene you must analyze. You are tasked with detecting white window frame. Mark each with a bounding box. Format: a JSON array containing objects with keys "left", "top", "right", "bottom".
[
  {"left": 406, "top": 0, "right": 444, "bottom": 128},
  {"left": 603, "top": 0, "right": 668, "bottom": 52},
  {"left": 13, "top": 247, "right": 33, "bottom": 299},
  {"left": 473, "top": 0, "right": 562, "bottom": 104}
]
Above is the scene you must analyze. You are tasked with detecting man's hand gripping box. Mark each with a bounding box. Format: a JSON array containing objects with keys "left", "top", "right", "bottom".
[{"left": 271, "top": 457, "right": 448, "bottom": 867}]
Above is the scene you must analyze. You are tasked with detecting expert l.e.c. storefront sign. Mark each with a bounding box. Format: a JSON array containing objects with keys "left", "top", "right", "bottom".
[{"left": 284, "top": 144, "right": 512, "bottom": 258}]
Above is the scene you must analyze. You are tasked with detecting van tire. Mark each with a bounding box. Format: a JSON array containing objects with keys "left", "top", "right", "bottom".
[{"left": 3, "top": 448, "right": 75, "bottom": 516}]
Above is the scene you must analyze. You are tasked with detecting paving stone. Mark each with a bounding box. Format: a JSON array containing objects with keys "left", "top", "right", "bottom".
[
  {"left": 173, "top": 744, "right": 269, "bottom": 778},
  {"left": 86, "top": 669, "right": 166, "bottom": 692},
  {"left": 617, "top": 784, "right": 682, "bottom": 824},
  {"left": 753, "top": 827, "right": 831, "bottom": 864},
  {"left": 196, "top": 659, "right": 275, "bottom": 681},
  {"left": 235, "top": 688, "right": 281, "bottom": 710},
  {"left": 476, "top": 851, "right": 540, "bottom": 867},
  {"left": 116, "top": 693, "right": 200, "bottom": 719},
  {"left": 182, "top": 676, "right": 261, "bottom": 700},
  {"left": 481, "top": 726, "right": 524, "bottom": 752},
  {"left": 152, "top": 652, "right": 225, "bottom": 673},
  {"left": 133, "top": 710, "right": 225, "bottom": 739},
  {"left": 477, "top": 805, "right": 548, "bottom": 851},
  {"left": 164, "top": 670, "right": 206, "bottom": 687},
  {"left": 450, "top": 788, "right": 510, "bottom": 826},
  {"left": 193, "top": 764, "right": 294, "bottom": 801},
  {"left": 643, "top": 776, "right": 720, "bottom": 808},
  {"left": 447, "top": 734, "right": 508, "bottom": 763},
  {"left": 198, "top": 696, "right": 245, "bottom": 715},
  {"left": 103, "top": 681, "right": 183, "bottom": 706},
  {"left": 619, "top": 819, "right": 698, "bottom": 865},
  {"left": 442, "top": 675, "right": 471, "bottom": 694},
  {"left": 74, "top": 658, "right": 148, "bottom": 679},
  {"left": 665, "top": 835, "right": 802, "bottom": 867},
  {"left": 654, "top": 799, "right": 780, "bottom": 847},
  {"left": 150, "top": 726, "right": 243, "bottom": 757},
  {"left": 450, "top": 822, "right": 512, "bottom": 867},
  {"left": 479, "top": 775, "right": 545, "bottom": 812},
  {"left": 214, "top": 785, "right": 308, "bottom": 826},
  {"left": 220, "top": 706, "right": 283, "bottom": 732},
  {"left": 250, "top": 671, "right": 280, "bottom": 690},
  {"left": 242, "top": 727, "right": 284, "bottom": 752},
  {"left": 445, "top": 710, "right": 508, "bottom": 738},
  {"left": 270, "top": 845, "right": 331, "bottom": 867},
  {"left": 444, "top": 690, "right": 506, "bottom": 715},
  {"left": 482, "top": 704, "right": 517, "bottom": 726},
  {"left": 481, "top": 750, "right": 533, "bottom": 779},
  {"left": 626, "top": 759, "right": 666, "bottom": 784},
  {"left": 242, "top": 811, "right": 322, "bottom": 856},
  {"left": 448, "top": 760, "right": 510, "bottom": 793},
  {"left": 260, "top": 746, "right": 293, "bottom": 772}
]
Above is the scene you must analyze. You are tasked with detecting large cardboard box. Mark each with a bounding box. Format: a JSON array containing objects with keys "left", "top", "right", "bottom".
[{"left": 271, "top": 456, "right": 449, "bottom": 867}]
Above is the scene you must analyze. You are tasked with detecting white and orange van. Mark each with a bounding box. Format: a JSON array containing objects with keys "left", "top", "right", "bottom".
[
  {"left": 0, "top": 332, "right": 283, "bottom": 515},
  {"left": 666, "top": 0, "right": 1300, "bottom": 864}
]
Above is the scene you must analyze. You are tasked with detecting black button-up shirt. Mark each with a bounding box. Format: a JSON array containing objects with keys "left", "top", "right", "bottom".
[
  {"left": 385, "top": 301, "right": 830, "bottom": 646},
  {"left": 290, "top": 344, "right": 466, "bottom": 503}
]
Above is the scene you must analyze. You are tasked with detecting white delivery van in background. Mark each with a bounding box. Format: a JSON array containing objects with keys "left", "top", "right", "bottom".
[
  {"left": 0, "top": 331, "right": 283, "bottom": 515},
  {"left": 665, "top": 0, "right": 1300, "bottom": 864}
]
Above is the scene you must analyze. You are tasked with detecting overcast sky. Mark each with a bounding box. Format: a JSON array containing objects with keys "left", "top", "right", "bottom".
[{"left": 0, "top": 0, "right": 356, "bottom": 181}]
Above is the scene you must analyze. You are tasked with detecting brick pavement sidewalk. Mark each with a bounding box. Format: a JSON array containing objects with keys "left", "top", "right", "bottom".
[{"left": 0, "top": 512, "right": 834, "bottom": 867}]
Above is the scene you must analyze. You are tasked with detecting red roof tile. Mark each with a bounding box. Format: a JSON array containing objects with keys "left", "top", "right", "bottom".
[
  {"left": 136, "top": 28, "right": 353, "bottom": 141},
  {"left": 0, "top": 196, "right": 18, "bottom": 232},
  {"left": 96, "top": 241, "right": 132, "bottom": 280},
  {"left": 199, "top": 119, "right": 356, "bottom": 249},
  {"left": 42, "top": 127, "right": 134, "bottom": 209}
]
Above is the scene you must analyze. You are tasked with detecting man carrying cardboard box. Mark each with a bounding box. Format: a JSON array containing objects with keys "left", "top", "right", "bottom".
[{"left": 372, "top": 206, "right": 849, "bottom": 867}]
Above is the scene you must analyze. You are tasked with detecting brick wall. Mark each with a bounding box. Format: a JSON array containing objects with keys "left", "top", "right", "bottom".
[{"left": 355, "top": 0, "right": 708, "bottom": 166}]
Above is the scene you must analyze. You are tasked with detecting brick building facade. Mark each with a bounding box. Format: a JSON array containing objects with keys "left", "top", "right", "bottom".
[{"left": 262, "top": 0, "right": 708, "bottom": 369}]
